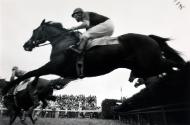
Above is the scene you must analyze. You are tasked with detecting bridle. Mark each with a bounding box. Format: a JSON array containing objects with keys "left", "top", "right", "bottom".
[
  {"left": 33, "top": 29, "right": 79, "bottom": 48},
  {"left": 35, "top": 42, "right": 51, "bottom": 47}
]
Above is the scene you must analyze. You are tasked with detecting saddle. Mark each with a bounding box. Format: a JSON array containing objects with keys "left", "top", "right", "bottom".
[
  {"left": 73, "top": 36, "right": 119, "bottom": 78},
  {"left": 86, "top": 36, "right": 119, "bottom": 50},
  {"left": 13, "top": 80, "right": 30, "bottom": 95}
]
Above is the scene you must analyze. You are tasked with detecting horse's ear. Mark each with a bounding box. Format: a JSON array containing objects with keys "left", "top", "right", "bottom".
[{"left": 41, "top": 19, "right": 46, "bottom": 25}]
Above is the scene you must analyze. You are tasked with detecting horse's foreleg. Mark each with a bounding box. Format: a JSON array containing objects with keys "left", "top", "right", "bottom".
[
  {"left": 20, "top": 120, "right": 27, "bottom": 125},
  {"left": 14, "top": 64, "right": 51, "bottom": 84},
  {"left": 28, "top": 113, "right": 36, "bottom": 125},
  {"left": 18, "top": 111, "right": 27, "bottom": 125},
  {"left": 9, "top": 111, "right": 17, "bottom": 125},
  {"left": 32, "top": 102, "right": 44, "bottom": 122},
  {"left": 2, "top": 62, "right": 53, "bottom": 95}
]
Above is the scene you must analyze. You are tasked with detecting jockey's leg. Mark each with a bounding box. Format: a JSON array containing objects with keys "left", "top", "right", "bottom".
[
  {"left": 70, "top": 34, "right": 88, "bottom": 78},
  {"left": 78, "top": 35, "right": 89, "bottom": 52},
  {"left": 76, "top": 55, "right": 84, "bottom": 78},
  {"left": 69, "top": 34, "right": 89, "bottom": 54}
]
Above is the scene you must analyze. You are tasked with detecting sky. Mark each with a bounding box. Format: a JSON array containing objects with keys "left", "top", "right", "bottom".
[{"left": 0, "top": 0, "right": 190, "bottom": 106}]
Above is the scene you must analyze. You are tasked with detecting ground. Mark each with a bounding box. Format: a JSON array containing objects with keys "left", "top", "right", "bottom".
[{"left": 0, "top": 117, "right": 128, "bottom": 125}]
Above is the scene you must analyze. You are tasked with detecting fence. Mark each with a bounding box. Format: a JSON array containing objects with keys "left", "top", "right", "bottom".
[
  {"left": 118, "top": 103, "right": 190, "bottom": 125},
  {"left": 0, "top": 108, "right": 101, "bottom": 119}
]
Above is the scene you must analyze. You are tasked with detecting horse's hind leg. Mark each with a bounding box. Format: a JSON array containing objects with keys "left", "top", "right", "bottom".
[{"left": 128, "top": 71, "right": 136, "bottom": 83}]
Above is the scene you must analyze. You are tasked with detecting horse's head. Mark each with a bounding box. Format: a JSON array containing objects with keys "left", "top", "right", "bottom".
[
  {"left": 23, "top": 19, "right": 80, "bottom": 52},
  {"left": 23, "top": 19, "right": 48, "bottom": 51}
]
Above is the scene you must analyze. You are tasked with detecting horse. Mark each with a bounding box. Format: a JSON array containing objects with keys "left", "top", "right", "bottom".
[
  {"left": 1, "top": 77, "right": 69, "bottom": 125},
  {"left": 2, "top": 19, "right": 185, "bottom": 95},
  {"left": 128, "top": 35, "right": 185, "bottom": 86}
]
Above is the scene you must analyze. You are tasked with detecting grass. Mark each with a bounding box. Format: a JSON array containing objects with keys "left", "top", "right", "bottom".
[{"left": 0, "top": 117, "right": 128, "bottom": 125}]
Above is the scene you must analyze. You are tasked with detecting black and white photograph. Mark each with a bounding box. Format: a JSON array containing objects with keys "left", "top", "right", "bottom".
[{"left": 0, "top": 0, "right": 190, "bottom": 125}]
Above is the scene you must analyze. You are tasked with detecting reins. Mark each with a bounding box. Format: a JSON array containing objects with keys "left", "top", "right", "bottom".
[
  {"left": 35, "top": 30, "right": 77, "bottom": 48},
  {"left": 36, "top": 42, "right": 51, "bottom": 47}
]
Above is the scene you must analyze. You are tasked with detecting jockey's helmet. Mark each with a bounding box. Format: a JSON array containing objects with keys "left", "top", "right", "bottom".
[
  {"left": 12, "top": 66, "right": 18, "bottom": 71},
  {"left": 72, "top": 8, "right": 84, "bottom": 17}
]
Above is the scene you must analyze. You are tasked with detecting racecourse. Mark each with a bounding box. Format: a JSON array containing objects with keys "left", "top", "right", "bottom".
[{"left": 0, "top": 117, "right": 128, "bottom": 125}]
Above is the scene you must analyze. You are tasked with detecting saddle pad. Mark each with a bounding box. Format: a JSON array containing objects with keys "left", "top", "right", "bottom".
[
  {"left": 13, "top": 81, "right": 29, "bottom": 94},
  {"left": 86, "top": 36, "right": 119, "bottom": 50}
]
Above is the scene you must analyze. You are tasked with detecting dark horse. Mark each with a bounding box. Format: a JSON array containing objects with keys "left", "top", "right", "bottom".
[
  {"left": 2, "top": 19, "right": 185, "bottom": 95},
  {"left": 1, "top": 78, "right": 68, "bottom": 125}
]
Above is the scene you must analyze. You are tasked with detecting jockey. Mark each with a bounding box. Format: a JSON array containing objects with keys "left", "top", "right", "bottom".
[
  {"left": 69, "top": 8, "right": 114, "bottom": 77},
  {"left": 69, "top": 8, "right": 114, "bottom": 53},
  {"left": 10, "top": 66, "right": 39, "bottom": 115}
]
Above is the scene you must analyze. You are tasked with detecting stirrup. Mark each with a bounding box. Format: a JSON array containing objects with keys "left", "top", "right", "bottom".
[{"left": 76, "top": 61, "right": 84, "bottom": 78}]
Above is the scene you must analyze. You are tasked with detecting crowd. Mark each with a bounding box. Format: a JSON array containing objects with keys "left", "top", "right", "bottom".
[
  {"left": 0, "top": 94, "right": 99, "bottom": 111},
  {"left": 48, "top": 95, "right": 98, "bottom": 111}
]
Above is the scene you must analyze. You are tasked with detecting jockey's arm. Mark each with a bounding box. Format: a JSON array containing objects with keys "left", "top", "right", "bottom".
[
  {"left": 72, "top": 20, "right": 90, "bottom": 30},
  {"left": 10, "top": 71, "right": 16, "bottom": 81},
  {"left": 10, "top": 70, "right": 26, "bottom": 82}
]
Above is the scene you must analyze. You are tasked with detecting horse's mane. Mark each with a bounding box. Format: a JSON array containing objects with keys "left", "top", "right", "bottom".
[
  {"left": 46, "top": 21, "right": 79, "bottom": 37},
  {"left": 46, "top": 21, "right": 64, "bottom": 29}
]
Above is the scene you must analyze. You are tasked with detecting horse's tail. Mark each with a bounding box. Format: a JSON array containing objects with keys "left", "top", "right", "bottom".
[{"left": 149, "top": 34, "right": 186, "bottom": 66}]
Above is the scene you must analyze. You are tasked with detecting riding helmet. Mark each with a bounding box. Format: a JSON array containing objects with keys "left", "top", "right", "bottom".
[{"left": 72, "top": 8, "right": 84, "bottom": 17}]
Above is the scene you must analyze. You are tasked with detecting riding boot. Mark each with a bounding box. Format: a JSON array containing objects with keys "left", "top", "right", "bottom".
[{"left": 76, "top": 55, "right": 84, "bottom": 78}]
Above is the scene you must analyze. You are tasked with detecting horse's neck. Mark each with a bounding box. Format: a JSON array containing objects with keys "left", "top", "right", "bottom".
[{"left": 46, "top": 26, "right": 78, "bottom": 46}]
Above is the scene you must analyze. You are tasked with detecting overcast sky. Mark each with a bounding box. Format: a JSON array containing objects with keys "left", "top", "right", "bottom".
[{"left": 0, "top": 0, "right": 190, "bottom": 106}]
